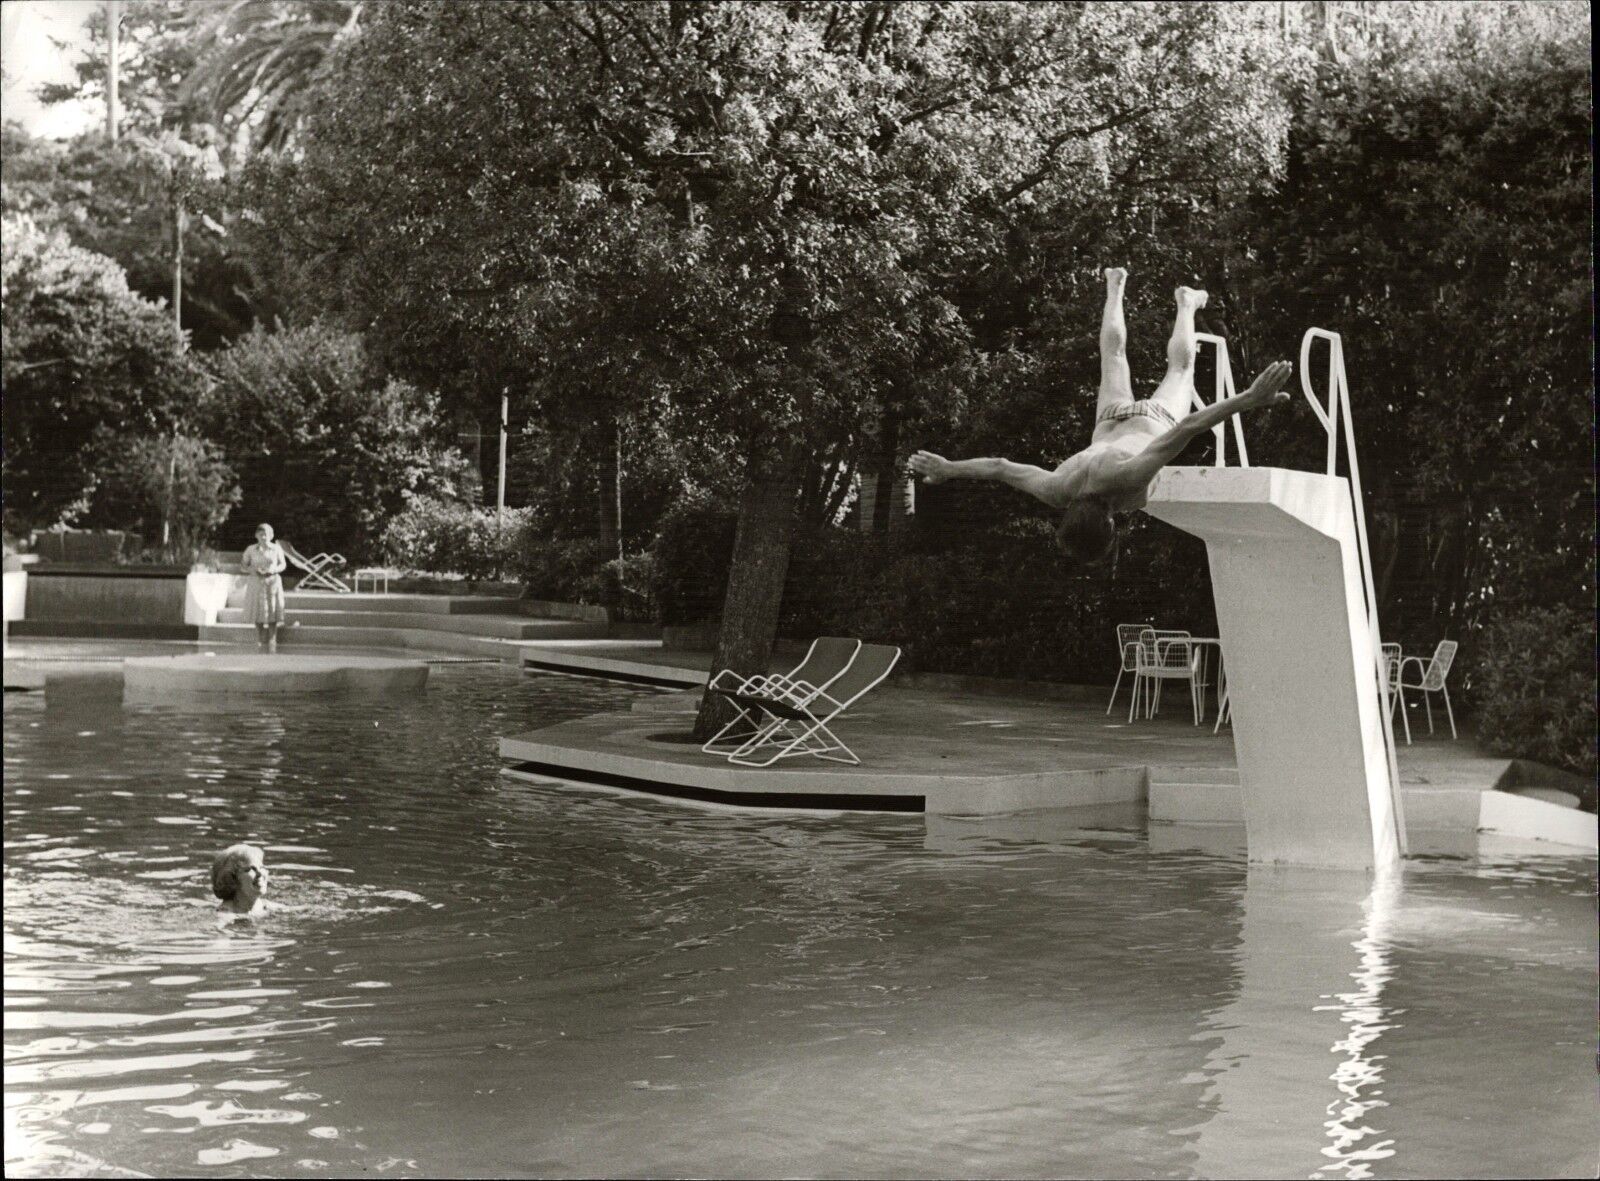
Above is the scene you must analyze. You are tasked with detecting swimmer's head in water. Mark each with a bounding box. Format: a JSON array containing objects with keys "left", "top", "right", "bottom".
[
  {"left": 212, "top": 843, "right": 269, "bottom": 912},
  {"left": 255, "top": 523, "right": 274, "bottom": 544},
  {"left": 1055, "top": 497, "right": 1118, "bottom": 568}
]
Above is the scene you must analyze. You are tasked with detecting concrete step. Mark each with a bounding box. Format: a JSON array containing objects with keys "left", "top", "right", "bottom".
[
  {"left": 1148, "top": 779, "right": 1598, "bottom": 850},
  {"left": 1147, "top": 764, "right": 1239, "bottom": 787},
  {"left": 281, "top": 592, "right": 527, "bottom": 616},
  {"left": 198, "top": 623, "right": 526, "bottom": 662},
  {"left": 518, "top": 644, "right": 704, "bottom": 689},
  {"left": 1147, "top": 781, "right": 1242, "bottom": 824},
  {"left": 216, "top": 608, "right": 604, "bottom": 640},
  {"left": 10, "top": 619, "right": 199, "bottom": 641}
]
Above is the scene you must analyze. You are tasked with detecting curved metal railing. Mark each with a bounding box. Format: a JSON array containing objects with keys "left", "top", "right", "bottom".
[
  {"left": 1193, "top": 332, "right": 1250, "bottom": 467},
  {"left": 1186, "top": 327, "right": 1406, "bottom": 850},
  {"left": 1298, "top": 328, "right": 1406, "bottom": 850}
]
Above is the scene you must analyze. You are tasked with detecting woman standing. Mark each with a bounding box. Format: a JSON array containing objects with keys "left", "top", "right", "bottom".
[{"left": 240, "top": 523, "right": 287, "bottom": 653}]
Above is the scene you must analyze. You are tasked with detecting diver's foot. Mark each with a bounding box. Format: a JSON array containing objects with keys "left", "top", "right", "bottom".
[
  {"left": 266, "top": 639, "right": 278, "bottom": 655},
  {"left": 1176, "top": 285, "right": 1209, "bottom": 310},
  {"left": 1104, "top": 266, "right": 1128, "bottom": 289}
]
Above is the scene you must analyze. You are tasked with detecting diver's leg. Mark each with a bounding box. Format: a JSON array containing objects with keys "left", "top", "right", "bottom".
[
  {"left": 1096, "top": 267, "right": 1134, "bottom": 418},
  {"left": 1149, "top": 285, "right": 1208, "bottom": 420}
]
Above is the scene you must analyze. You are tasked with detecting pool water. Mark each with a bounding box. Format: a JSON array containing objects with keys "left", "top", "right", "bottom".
[{"left": 4, "top": 663, "right": 1596, "bottom": 1179}]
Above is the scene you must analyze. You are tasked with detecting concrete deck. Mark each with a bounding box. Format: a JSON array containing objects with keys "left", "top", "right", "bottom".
[{"left": 500, "top": 677, "right": 1597, "bottom": 851}]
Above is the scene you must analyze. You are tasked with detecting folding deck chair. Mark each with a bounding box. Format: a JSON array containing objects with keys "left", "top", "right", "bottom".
[
  {"left": 725, "top": 643, "right": 901, "bottom": 768},
  {"left": 701, "top": 637, "right": 861, "bottom": 755},
  {"left": 281, "top": 540, "right": 351, "bottom": 593}
]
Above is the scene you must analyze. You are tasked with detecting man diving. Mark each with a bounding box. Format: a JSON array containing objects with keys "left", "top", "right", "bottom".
[{"left": 909, "top": 267, "right": 1295, "bottom": 565}]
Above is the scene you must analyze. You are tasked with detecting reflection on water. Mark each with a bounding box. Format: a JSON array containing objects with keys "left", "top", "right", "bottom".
[
  {"left": 1189, "top": 867, "right": 1401, "bottom": 1179},
  {"left": 5, "top": 665, "right": 1597, "bottom": 1179},
  {"left": 1316, "top": 871, "right": 1398, "bottom": 1179}
]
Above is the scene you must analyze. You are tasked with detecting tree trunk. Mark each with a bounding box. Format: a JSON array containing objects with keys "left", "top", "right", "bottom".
[
  {"left": 690, "top": 250, "right": 812, "bottom": 741},
  {"left": 689, "top": 441, "right": 803, "bottom": 741}
]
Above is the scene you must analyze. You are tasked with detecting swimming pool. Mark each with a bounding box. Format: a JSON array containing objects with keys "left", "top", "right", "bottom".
[{"left": 5, "top": 661, "right": 1596, "bottom": 1178}]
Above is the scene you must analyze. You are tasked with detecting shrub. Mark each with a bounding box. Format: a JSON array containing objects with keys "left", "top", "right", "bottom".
[
  {"left": 604, "top": 552, "right": 657, "bottom": 622},
  {"left": 1, "top": 214, "right": 206, "bottom": 534},
  {"left": 381, "top": 496, "right": 533, "bottom": 580},
  {"left": 651, "top": 493, "right": 738, "bottom": 626},
  {"left": 776, "top": 515, "right": 1213, "bottom": 684},
  {"left": 1472, "top": 605, "right": 1595, "bottom": 781},
  {"left": 520, "top": 537, "right": 614, "bottom": 601},
  {"left": 517, "top": 540, "right": 656, "bottom": 619},
  {"left": 86, "top": 430, "right": 241, "bottom": 557},
  {"left": 199, "top": 323, "right": 476, "bottom": 560}
]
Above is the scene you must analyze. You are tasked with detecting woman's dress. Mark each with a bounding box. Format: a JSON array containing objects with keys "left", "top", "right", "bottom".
[{"left": 240, "top": 542, "right": 287, "bottom": 625}]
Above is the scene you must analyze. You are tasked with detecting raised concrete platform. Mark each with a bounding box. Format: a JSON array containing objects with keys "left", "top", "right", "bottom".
[
  {"left": 216, "top": 607, "right": 605, "bottom": 640},
  {"left": 281, "top": 591, "right": 527, "bottom": 614},
  {"left": 1145, "top": 465, "right": 1403, "bottom": 869},
  {"left": 518, "top": 641, "right": 709, "bottom": 688},
  {"left": 498, "top": 684, "right": 1597, "bottom": 851},
  {"left": 123, "top": 653, "right": 428, "bottom": 696}
]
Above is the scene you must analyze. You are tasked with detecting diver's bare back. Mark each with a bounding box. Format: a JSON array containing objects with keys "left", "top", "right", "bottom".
[{"left": 1052, "top": 419, "right": 1170, "bottom": 512}]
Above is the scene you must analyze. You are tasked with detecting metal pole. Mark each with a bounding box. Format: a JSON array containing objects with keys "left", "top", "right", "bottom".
[
  {"left": 172, "top": 203, "right": 184, "bottom": 338},
  {"left": 496, "top": 393, "right": 509, "bottom": 581},
  {"left": 497, "top": 392, "right": 508, "bottom": 513},
  {"left": 162, "top": 434, "right": 176, "bottom": 550},
  {"left": 106, "top": 0, "right": 120, "bottom": 145}
]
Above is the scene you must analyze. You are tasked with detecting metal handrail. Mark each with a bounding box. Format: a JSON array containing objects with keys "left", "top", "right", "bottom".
[
  {"left": 1193, "top": 332, "right": 1250, "bottom": 468},
  {"left": 1297, "top": 328, "right": 1406, "bottom": 852},
  {"left": 1186, "top": 327, "right": 1406, "bottom": 852}
]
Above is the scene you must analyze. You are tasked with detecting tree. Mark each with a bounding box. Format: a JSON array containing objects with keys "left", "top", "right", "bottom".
[
  {"left": 1, "top": 214, "right": 206, "bottom": 536},
  {"left": 86, "top": 428, "right": 242, "bottom": 555},
  {"left": 37, "top": 0, "right": 210, "bottom": 140},
  {"left": 1230, "top": 4, "right": 1591, "bottom": 644},
  {"left": 127, "top": 127, "right": 226, "bottom": 338},
  {"left": 2, "top": 121, "right": 257, "bottom": 348},
  {"left": 197, "top": 321, "right": 476, "bottom": 557},
  {"left": 257, "top": 1, "right": 1296, "bottom": 737},
  {"left": 176, "top": 0, "right": 364, "bottom": 156}
]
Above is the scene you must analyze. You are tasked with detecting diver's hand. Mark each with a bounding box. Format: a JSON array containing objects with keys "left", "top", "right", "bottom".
[
  {"left": 1238, "top": 360, "right": 1294, "bottom": 409},
  {"left": 908, "top": 450, "right": 953, "bottom": 484}
]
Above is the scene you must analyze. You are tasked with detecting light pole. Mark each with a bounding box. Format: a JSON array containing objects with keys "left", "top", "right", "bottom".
[
  {"left": 496, "top": 391, "right": 508, "bottom": 580},
  {"left": 105, "top": 0, "right": 119, "bottom": 144}
]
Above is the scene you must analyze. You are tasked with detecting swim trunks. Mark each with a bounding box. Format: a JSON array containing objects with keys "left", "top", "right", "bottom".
[{"left": 1096, "top": 400, "right": 1178, "bottom": 428}]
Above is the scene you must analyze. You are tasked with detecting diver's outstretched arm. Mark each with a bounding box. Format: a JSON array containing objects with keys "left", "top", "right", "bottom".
[
  {"left": 1104, "top": 360, "right": 1294, "bottom": 493},
  {"left": 908, "top": 450, "right": 1067, "bottom": 507}
]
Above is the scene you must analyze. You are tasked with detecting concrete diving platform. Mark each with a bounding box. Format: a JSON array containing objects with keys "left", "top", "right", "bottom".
[{"left": 123, "top": 653, "right": 428, "bottom": 697}]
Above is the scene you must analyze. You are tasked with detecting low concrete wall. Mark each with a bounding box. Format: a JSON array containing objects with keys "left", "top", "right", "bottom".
[
  {"left": 663, "top": 622, "right": 719, "bottom": 650},
  {"left": 2, "top": 569, "right": 26, "bottom": 655},
  {"left": 521, "top": 598, "right": 610, "bottom": 623},
  {"left": 2, "top": 570, "right": 25, "bottom": 622},
  {"left": 184, "top": 572, "right": 239, "bottom": 625},
  {"left": 28, "top": 529, "right": 133, "bottom": 562},
  {"left": 27, "top": 571, "right": 187, "bottom": 625}
]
